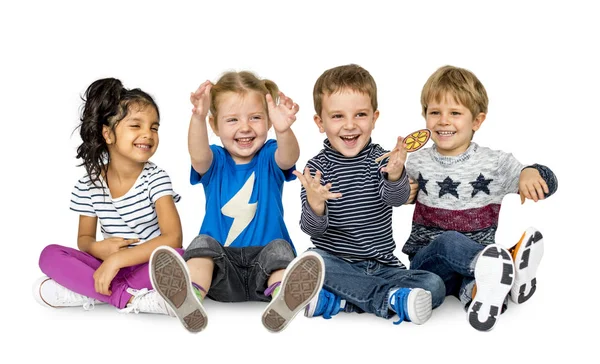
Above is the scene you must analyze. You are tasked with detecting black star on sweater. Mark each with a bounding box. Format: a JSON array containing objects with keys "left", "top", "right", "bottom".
[
  {"left": 469, "top": 173, "right": 493, "bottom": 197},
  {"left": 417, "top": 173, "right": 429, "bottom": 195},
  {"left": 437, "top": 177, "right": 460, "bottom": 198}
]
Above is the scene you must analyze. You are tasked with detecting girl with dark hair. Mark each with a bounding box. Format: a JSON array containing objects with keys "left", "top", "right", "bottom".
[{"left": 33, "top": 78, "right": 183, "bottom": 316}]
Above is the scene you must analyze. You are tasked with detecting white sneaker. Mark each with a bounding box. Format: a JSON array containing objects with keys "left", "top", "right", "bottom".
[
  {"left": 32, "top": 276, "right": 101, "bottom": 310},
  {"left": 262, "top": 251, "right": 325, "bottom": 333},
  {"left": 467, "top": 244, "right": 515, "bottom": 331},
  {"left": 510, "top": 227, "right": 544, "bottom": 304},
  {"left": 120, "top": 288, "right": 175, "bottom": 316}
]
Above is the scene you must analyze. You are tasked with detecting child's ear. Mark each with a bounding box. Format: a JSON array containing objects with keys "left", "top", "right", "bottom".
[
  {"left": 372, "top": 110, "right": 380, "bottom": 129},
  {"left": 472, "top": 112, "right": 486, "bottom": 131},
  {"left": 313, "top": 114, "right": 325, "bottom": 133},
  {"left": 208, "top": 115, "right": 219, "bottom": 136},
  {"left": 102, "top": 125, "right": 113, "bottom": 144}
]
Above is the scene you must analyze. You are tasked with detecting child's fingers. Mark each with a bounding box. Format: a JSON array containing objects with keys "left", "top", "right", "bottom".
[
  {"left": 266, "top": 93, "right": 276, "bottom": 110},
  {"left": 520, "top": 191, "right": 526, "bottom": 205},
  {"left": 326, "top": 192, "right": 343, "bottom": 200},
  {"left": 292, "top": 170, "right": 308, "bottom": 186},
  {"left": 524, "top": 184, "right": 538, "bottom": 202},
  {"left": 533, "top": 182, "right": 546, "bottom": 200},
  {"left": 540, "top": 179, "right": 549, "bottom": 194}
]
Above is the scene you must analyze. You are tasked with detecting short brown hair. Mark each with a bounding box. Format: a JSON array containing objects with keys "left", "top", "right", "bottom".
[
  {"left": 421, "top": 65, "right": 488, "bottom": 118},
  {"left": 313, "top": 64, "right": 377, "bottom": 116},
  {"left": 210, "top": 71, "right": 279, "bottom": 130}
]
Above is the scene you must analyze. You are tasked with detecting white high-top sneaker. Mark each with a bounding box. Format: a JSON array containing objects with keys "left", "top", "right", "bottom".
[
  {"left": 120, "top": 288, "right": 175, "bottom": 316},
  {"left": 33, "top": 276, "right": 102, "bottom": 310}
]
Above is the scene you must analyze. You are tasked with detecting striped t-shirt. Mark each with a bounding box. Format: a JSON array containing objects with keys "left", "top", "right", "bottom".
[
  {"left": 300, "top": 139, "right": 411, "bottom": 267},
  {"left": 70, "top": 162, "right": 180, "bottom": 244}
]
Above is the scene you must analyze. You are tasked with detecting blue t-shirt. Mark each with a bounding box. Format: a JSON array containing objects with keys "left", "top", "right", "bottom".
[{"left": 191, "top": 139, "right": 296, "bottom": 249}]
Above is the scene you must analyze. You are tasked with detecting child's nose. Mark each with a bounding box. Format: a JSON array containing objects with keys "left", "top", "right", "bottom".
[{"left": 343, "top": 118, "right": 356, "bottom": 129}]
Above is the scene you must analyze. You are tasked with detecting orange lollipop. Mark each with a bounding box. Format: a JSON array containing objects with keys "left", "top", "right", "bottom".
[{"left": 375, "top": 129, "right": 431, "bottom": 162}]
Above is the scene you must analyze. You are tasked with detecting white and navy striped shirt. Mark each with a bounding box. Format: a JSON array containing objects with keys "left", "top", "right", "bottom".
[
  {"left": 300, "top": 140, "right": 410, "bottom": 267},
  {"left": 70, "top": 162, "right": 180, "bottom": 244}
]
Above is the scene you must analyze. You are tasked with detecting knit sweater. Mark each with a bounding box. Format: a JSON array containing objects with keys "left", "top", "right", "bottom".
[{"left": 402, "top": 142, "right": 558, "bottom": 256}]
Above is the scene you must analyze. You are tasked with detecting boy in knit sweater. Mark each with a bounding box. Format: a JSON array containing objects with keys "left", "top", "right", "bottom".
[
  {"left": 294, "top": 64, "right": 445, "bottom": 326},
  {"left": 404, "top": 65, "right": 558, "bottom": 331}
]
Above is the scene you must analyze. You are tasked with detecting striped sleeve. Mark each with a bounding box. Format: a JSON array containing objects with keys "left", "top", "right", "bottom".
[
  {"left": 70, "top": 179, "right": 96, "bottom": 217},
  {"left": 299, "top": 158, "right": 329, "bottom": 237},
  {"left": 148, "top": 168, "right": 181, "bottom": 204},
  {"left": 378, "top": 168, "right": 410, "bottom": 206}
]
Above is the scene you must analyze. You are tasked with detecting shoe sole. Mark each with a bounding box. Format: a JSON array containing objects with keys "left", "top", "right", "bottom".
[
  {"left": 149, "top": 246, "right": 208, "bottom": 333},
  {"left": 510, "top": 228, "right": 544, "bottom": 304},
  {"left": 407, "top": 288, "right": 432, "bottom": 325},
  {"left": 467, "top": 244, "right": 515, "bottom": 332},
  {"left": 262, "top": 251, "right": 325, "bottom": 333}
]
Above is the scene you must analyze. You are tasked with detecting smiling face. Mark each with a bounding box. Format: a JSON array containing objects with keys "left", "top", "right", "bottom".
[
  {"left": 210, "top": 91, "right": 269, "bottom": 164},
  {"left": 314, "top": 89, "right": 379, "bottom": 157},
  {"left": 104, "top": 104, "right": 159, "bottom": 166},
  {"left": 425, "top": 94, "right": 485, "bottom": 156}
]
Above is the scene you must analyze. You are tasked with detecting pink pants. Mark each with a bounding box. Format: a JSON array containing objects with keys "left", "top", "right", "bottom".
[{"left": 38, "top": 244, "right": 184, "bottom": 309}]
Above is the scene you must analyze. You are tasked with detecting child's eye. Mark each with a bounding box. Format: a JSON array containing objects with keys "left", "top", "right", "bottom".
[
  {"left": 130, "top": 124, "right": 140, "bottom": 128},
  {"left": 251, "top": 115, "right": 262, "bottom": 121},
  {"left": 451, "top": 111, "right": 462, "bottom": 116},
  {"left": 356, "top": 112, "right": 367, "bottom": 117},
  {"left": 151, "top": 127, "right": 159, "bottom": 132},
  {"left": 226, "top": 118, "right": 237, "bottom": 123},
  {"left": 429, "top": 111, "right": 440, "bottom": 115},
  {"left": 331, "top": 114, "right": 342, "bottom": 119}
]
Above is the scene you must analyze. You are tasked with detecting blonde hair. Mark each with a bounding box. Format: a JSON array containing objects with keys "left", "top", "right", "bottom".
[
  {"left": 210, "top": 71, "right": 279, "bottom": 130},
  {"left": 313, "top": 64, "right": 377, "bottom": 116},
  {"left": 421, "top": 65, "right": 488, "bottom": 118}
]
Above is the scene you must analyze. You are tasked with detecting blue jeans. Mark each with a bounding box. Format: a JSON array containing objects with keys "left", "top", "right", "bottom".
[
  {"left": 310, "top": 248, "right": 445, "bottom": 319},
  {"left": 409, "top": 231, "right": 484, "bottom": 307}
]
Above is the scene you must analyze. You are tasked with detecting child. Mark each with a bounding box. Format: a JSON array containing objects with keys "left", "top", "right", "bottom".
[
  {"left": 149, "top": 71, "right": 324, "bottom": 333},
  {"left": 403, "top": 65, "right": 558, "bottom": 331},
  {"left": 33, "top": 78, "right": 183, "bottom": 315},
  {"left": 295, "top": 64, "right": 445, "bottom": 325}
]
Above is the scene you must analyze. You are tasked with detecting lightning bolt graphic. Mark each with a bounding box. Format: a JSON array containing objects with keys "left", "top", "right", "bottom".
[{"left": 221, "top": 172, "right": 257, "bottom": 246}]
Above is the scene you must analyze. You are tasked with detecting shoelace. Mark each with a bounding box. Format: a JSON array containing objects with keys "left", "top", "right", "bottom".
[
  {"left": 122, "top": 288, "right": 151, "bottom": 314},
  {"left": 391, "top": 289, "right": 410, "bottom": 325},
  {"left": 320, "top": 290, "right": 341, "bottom": 319},
  {"left": 56, "top": 286, "right": 95, "bottom": 311}
]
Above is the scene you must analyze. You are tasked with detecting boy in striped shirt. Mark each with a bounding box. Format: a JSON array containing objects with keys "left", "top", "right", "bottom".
[{"left": 294, "top": 64, "right": 445, "bottom": 325}]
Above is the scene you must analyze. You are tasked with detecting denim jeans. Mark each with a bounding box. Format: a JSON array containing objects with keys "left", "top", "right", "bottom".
[
  {"left": 409, "top": 231, "right": 484, "bottom": 307},
  {"left": 183, "top": 234, "right": 295, "bottom": 302},
  {"left": 310, "top": 248, "right": 445, "bottom": 319}
]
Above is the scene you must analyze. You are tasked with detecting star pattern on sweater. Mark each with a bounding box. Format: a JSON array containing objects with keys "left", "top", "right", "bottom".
[
  {"left": 437, "top": 176, "right": 460, "bottom": 198},
  {"left": 417, "top": 173, "right": 429, "bottom": 195},
  {"left": 469, "top": 173, "right": 493, "bottom": 197}
]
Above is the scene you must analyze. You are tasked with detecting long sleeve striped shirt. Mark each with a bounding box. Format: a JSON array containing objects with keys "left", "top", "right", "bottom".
[{"left": 300, "top": 139, "right": 411, "bottom": 267}]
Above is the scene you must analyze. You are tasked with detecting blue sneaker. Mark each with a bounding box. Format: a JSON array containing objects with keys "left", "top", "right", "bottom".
[
  {"left": 304, "top": 288, "right": 343, "bottom": 319},
  {"left": 389, "top": 288, "right": 432, "bottom": 325}
]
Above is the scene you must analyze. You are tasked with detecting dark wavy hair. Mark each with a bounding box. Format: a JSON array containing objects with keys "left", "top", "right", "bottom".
[{"left": 76, "top": 78, "right": 159, "bottom": 187}]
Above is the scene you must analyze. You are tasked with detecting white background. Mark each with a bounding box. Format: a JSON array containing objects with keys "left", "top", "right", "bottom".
[{"left": 1, "top": 0, "right": 597, "bottom": 362}]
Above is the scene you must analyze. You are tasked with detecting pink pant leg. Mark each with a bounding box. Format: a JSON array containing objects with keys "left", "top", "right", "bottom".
[{"left": 39, "top": 244, "right": 184, "bottom": 309}]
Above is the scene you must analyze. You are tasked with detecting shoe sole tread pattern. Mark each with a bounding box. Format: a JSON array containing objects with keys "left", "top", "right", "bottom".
[
  {"left": 262, "top": 253, "right": 325, "bottom": 333},
  {"left": 511, "top": 229, "right": 544, "bottom": 304},
  {"left": 407, "top": 289, "right": 433, "bottom": 325},
  {"left": 150, "top": 248, "right": 207, "bottom": 333},
  {"left": 468, "top": 244, "right": 514, "bottom": 332}
]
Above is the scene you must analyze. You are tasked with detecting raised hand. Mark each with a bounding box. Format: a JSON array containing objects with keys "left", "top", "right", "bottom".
[
  {"left": 267, "top": 91, "right": 299, "bottom": 134},
  {"left": 380, "top": 136, "right": 408, "bottom": 181},
  {"left": 293, "top": 167, "right": 342, "bottom": 216},
  {"left": 190, "top": 80, "right": 213, "bottom": 118},
  {"left": 519, "top": 168, "right": 549, "bottom": 204}
]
